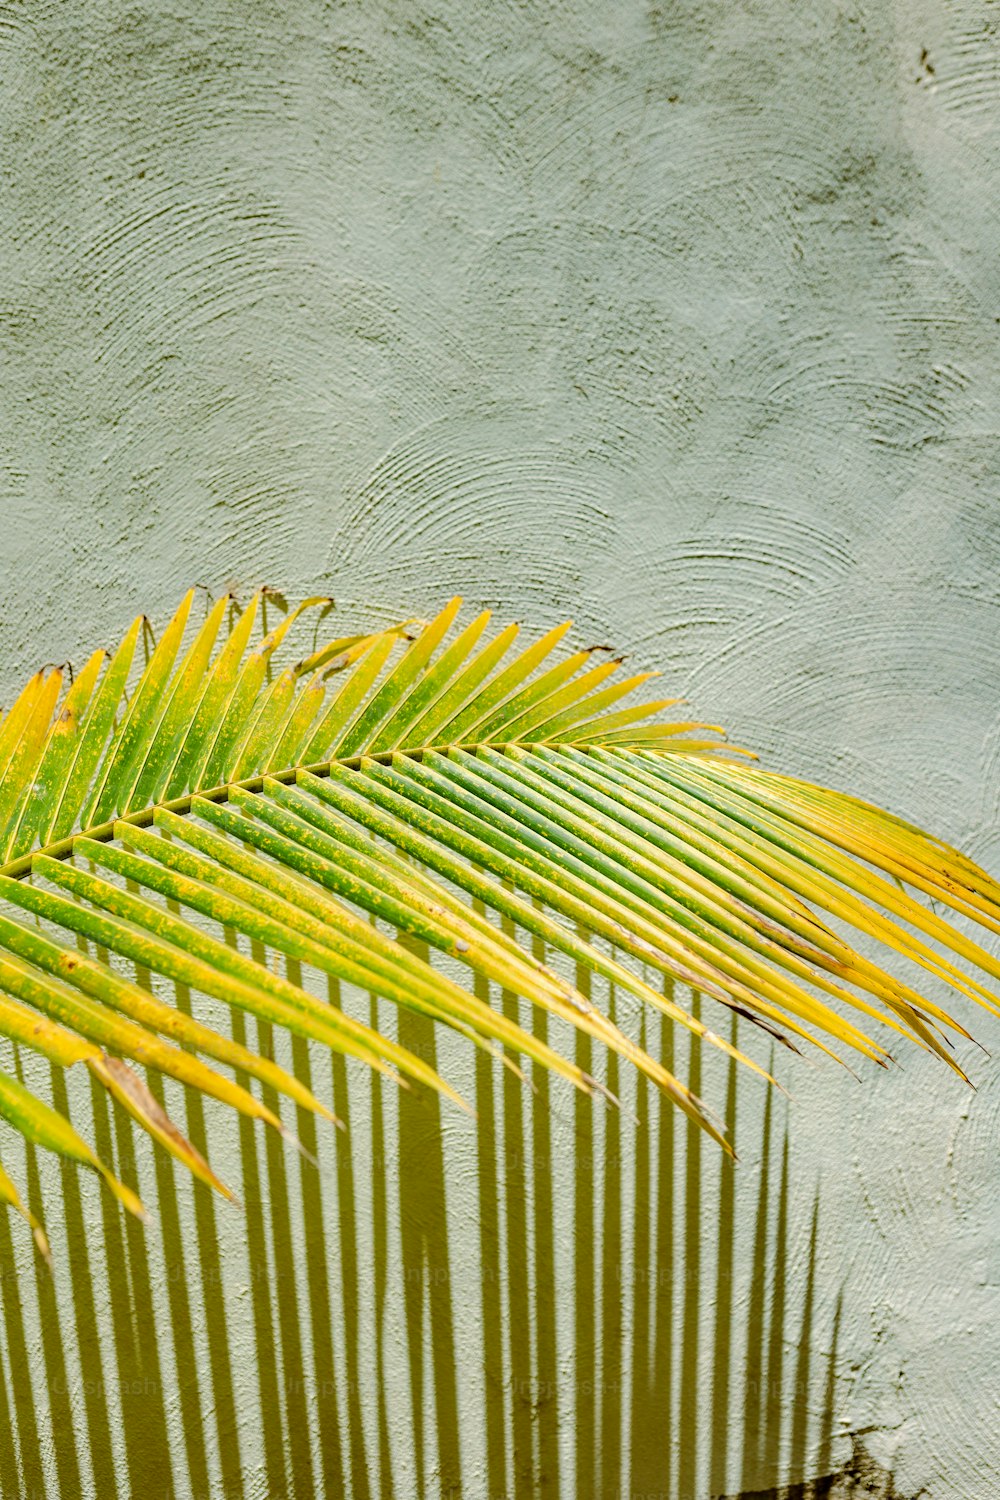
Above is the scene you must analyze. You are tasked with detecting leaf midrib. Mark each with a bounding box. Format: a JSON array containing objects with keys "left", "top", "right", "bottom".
[{"left": 0, "top": 738, "right": 558, "bottom": 880}]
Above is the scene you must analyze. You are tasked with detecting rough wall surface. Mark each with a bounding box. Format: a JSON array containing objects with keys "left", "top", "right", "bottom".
[{"left": 0, "top": 2, "right": 998, "bottom": 1497}]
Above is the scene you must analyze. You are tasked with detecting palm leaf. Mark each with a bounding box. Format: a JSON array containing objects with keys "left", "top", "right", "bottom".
[{"left": 0, "top": 588, "right": 995, "bottom": 1259}]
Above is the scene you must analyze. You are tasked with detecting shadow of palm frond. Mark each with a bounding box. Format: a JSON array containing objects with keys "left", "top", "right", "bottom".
[{"left": 0, "top": 944, "right": 851, "bottom": 1500}]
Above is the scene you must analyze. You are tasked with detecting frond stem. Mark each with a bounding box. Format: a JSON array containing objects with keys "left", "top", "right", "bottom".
[{"left": 0, "top": 740, "right": 542, "bottom": 880}]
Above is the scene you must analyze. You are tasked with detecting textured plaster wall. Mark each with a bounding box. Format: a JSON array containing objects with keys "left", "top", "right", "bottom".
[{"left": 0, "top": 2, "right": 999, "bottom": 1497}]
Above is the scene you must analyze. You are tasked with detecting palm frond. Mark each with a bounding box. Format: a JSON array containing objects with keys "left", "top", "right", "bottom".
[{"left": 0, "top": 588, "right": 995, "bottom": 1256}]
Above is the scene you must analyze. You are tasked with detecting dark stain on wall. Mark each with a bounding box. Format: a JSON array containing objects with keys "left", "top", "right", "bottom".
[{"left": 719, "top": 1434, "right": 927, "bottom": 1500}]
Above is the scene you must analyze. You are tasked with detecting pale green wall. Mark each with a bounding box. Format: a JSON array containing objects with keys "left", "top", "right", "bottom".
[{"left": 0, "top": 2, "right": 998, "bottom": 1497}]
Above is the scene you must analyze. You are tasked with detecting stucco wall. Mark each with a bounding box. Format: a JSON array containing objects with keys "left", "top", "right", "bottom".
[{"left": 0, "top": 2, "right": 998, "bottom": 1496}]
